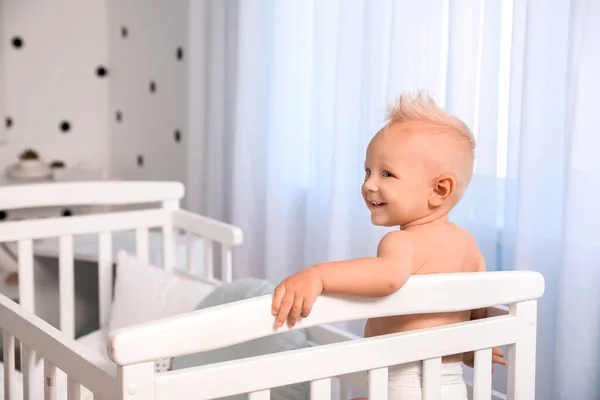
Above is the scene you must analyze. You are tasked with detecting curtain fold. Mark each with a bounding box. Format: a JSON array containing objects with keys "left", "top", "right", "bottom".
[{"left": 187, "top": 1, "right": 600, "bottom": 397}]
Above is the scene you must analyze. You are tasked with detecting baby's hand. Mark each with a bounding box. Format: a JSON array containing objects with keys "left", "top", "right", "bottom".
[
  {"left": 490, "top": 346, "right": 509, "bottom": 371},
  {"left": 271, "top": 267, "right": 324, "bottom": 328},
  {"left": 463, "top": 347, "right": 508, "bottom": 372}
]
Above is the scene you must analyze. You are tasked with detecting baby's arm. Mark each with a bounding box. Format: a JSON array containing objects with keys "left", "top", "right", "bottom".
[
  {"left": 271, "top": 230, "right": 414, "bottom": 327},
  {"left": 315, "top": 230, "right": 414, "bottom": 297}
]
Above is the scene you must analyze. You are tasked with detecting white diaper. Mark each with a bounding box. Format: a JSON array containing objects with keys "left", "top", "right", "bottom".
[{"left": 385, "top": 361, "right": 467, "bottom": 400}]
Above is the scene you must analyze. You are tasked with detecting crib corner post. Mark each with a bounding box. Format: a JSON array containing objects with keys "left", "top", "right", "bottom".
[
  {"left": 117, "top": 362, "right": 156, "bottom": 400},
  {"left": 507, "top": 300, "right": 538, "bottom": 400}
]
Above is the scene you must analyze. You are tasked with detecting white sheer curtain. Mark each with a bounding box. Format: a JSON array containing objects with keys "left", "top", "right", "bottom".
[{"left": 186, "top": 0, "right": 600, "bottom": 398}]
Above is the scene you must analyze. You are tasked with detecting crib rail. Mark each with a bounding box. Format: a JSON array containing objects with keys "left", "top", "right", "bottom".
[
  {"left": 0, "top": 209, "right": 166, "bottom": 243},
  {"left": 107, "top": 270, "right": 544, "bottom": 365},
  {"left": 0, "top": 180, "right": 184, "bottom": 210},
  {"left": 0, "top": 292, "right": 116, "bottom": 399}
]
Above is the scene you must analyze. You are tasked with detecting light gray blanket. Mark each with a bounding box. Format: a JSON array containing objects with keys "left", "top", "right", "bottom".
[{"left": 171, "top": 278, "right": 310, "bottom": 400}]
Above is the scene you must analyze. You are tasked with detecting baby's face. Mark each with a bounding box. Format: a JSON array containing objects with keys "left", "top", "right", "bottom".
[{"left": 361, "top": 123, "right": 436, "bottom": 227}]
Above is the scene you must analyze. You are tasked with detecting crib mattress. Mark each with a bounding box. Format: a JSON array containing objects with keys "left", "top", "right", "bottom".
[{"left": 0, "top": 329, "right": 109, "bottom": 399}]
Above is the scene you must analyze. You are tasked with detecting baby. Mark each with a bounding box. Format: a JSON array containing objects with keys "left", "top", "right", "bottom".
[{"left": 271, "top": 92, "right": 507, "bottom": 398}]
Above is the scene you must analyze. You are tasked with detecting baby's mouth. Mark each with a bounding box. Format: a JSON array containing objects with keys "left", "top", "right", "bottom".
[{"left": 370, "top": 201, "right": 387, "bottom": 209}]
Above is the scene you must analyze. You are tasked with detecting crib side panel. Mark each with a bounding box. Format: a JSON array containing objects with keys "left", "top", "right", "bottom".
[
  {"left": 152, "top": 314, "right": 519, "bottom": 400},
  {"left": 1, "top": 197, "right": 243, "bottom": 348},
  {"left": 2, "top": 209, "right": 167, "bottom": 341}
]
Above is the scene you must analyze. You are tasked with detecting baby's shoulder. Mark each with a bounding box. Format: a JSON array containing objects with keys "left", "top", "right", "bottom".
[
  {"left": 449, "top": 225, "right": 484, "bottom": 271},
  {"left": 452, "top": 224, "right": 478, "bottom": 244},
  {"left": 377, "top": 229, "right": 415, "bottom": 251}
]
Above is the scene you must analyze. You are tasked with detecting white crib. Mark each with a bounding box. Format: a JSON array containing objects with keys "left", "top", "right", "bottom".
[{"left": 0, "top": 181, "right": 544, "bottom": 400}]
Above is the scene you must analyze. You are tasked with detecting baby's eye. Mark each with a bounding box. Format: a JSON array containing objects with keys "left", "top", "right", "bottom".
[
  {"left": 382, "top": 171, "right": 394, "bottom": 178},
  {"left": 365, "top": 168, "right": 371, "bottom": 176}
]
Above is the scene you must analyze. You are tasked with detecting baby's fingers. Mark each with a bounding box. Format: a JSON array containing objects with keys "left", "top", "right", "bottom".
[
  {"left": 272, "top": 284, "right": 286, "bottom": 315},
  {"left": 492, "top": 355, "right": 508, "bottom": 366},
  {"left": 300, "top": 294, "right": 318, "bottom": 319},
  {"left": 491, "top": 347, "right": 508, "bottom": 365},
  {"left": 276, "top": 292, "right": 294, "bottom": 328},
  {"left": 287, "top": 295, "right": 304, "bottom": 328}
]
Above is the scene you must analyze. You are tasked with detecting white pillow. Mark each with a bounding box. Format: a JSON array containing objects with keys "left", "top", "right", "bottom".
[{"left": 108, "top": 250, "right": 215, "bottom": 332}]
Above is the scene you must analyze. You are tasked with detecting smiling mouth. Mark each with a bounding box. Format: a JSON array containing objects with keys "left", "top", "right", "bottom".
[{"left": 369, "top": 201, "right": 387, "bottom": 209}]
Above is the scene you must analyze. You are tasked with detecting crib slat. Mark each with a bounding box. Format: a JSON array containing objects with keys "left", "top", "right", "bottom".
[
  {"left": 67, "top": 377, "right": 81, "bottom": 400},
  {"left": 135, "top": 227, "right": 150, "bottom": 262},
  {"left": 44, "top": 360, "right": 57, "bottom": 400},
  {"left": 204, "top": 239, "right": 214, "bottom": 279},
  {"left": 98, "top": 232, "right": 113, "bottom": 328},
  {"left": 473, "top": 348, "right": 492, "bottom": 399},
  {"left": 310, "top": 378, "right": 331, "bottom": 400},
  {"left": 368, "top": 367, "right": 388, "bottom": 400},
  {"left": 3, "top": 331, "right": 15, "bottom": 400},
  {"left": 22, "top": 345, "right": 35, "bottom": 400},
  {"left": 221, "top": 244, "right": 233, "bottom": 282},
  {"left": 186, "top": 232, "right": 194, "bottom": 272},
  {"left": 249, "top": 389, "right": 270, "bottom": 400},
  {"left": 59, "top": 235, "right": 75, "bottom": 338},
  {"left": 18, "top": 239, "right": 35, "bottom": 313},
  {"left": 162, "top": 201, "right": 178, "bottom": 272},
  {"left": 163, "top": 226, "right": 175, "bottom": 272},
  {"left": 422, "top": 357, "right": 442, "bottom": 400}
]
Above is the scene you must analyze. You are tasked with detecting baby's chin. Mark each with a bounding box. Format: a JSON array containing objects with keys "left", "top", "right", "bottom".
[{"left": 370, "top": 215, "right": 400, "bottom": 227}]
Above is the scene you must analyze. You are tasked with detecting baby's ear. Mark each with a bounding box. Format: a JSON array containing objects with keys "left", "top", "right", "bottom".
[{"left": 429, "top": 175, "right": 455, "bottom": 207}]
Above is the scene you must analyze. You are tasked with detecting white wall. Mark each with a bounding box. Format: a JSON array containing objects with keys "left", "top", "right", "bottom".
[
  {"left": 106, "top": 1, "right": 188, "bottom": 182},
  {"left": 0, "top": 0, "right": 109, "bottom": 178},
  {"left": 0, "top": 0, "right": 188, "bottom": 183}
]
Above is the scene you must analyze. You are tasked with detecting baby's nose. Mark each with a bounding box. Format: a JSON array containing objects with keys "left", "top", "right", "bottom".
[{"left": 362, "top": 178, "right": 378, "bottom": 192}]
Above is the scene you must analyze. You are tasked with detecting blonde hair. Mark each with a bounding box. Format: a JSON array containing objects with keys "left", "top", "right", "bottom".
[
  {"left": 384, "top": 91, "right": 476, "bottom": 196},
  {"left": 385, "top": 91, "right": 475, "bottom": 155}
]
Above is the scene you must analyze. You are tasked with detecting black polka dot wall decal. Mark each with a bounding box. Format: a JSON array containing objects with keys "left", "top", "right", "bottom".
[
  {"left": 96, "top": 66, "right": 108, "bottom": 77},
  {"left": 176, "top": 47, "right": 184, "bottom": 61},
  {"left": 11, "top": 36, "right": 23, "bottom": 48},
  {"left": 61, "top": 209, "right": 73, "bottom": 217},
  {"left": 0, "top": 211, "right": 7, "bottom": 221},
  {"left": 137, "top": 155, "right": 144, "bottom": 167},
  {"left": 116, "top": 110, "right": 123, "bottom": 122},
  {"left": 174, "top": 130, "right": 181, "bottom": 142},
  {"left": 149, "top": 81, "right": 156, "bottom": 93},
  {"left": 121, "top": 26, "right": 128, "bottom": 38},
  {"left": 5, "top": 117, "right": 13, "bottom": 128},
  {"left": 60, "top": 121, "right": 71, "bottom": 133},
  {"left": 50, "top": 160, "right": 66, "bottom": 169}
]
